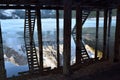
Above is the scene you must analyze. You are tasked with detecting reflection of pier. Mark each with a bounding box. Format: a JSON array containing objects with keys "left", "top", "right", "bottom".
[
  {"left": 0, "top": 0, "right": 120, "bottom": 80},
  {"left": 24, "top": 10, "right": 40, "bottom": 73},
  {"left": 71, "top": 10, "right": 91, "bottom": 63}
]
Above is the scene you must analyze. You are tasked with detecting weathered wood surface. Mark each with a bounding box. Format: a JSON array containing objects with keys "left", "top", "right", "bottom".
[
  {"left": 0, "top": 0, "right": 120, "bottom": 9},
  {"left": 56, "top": 10, "right": 60, "bottom": 68},
  {"left": 95, "top": 10, "right": 99, "bottom": 60},
  {"left": 36, "top": 9, "right": 43, "bottom": 72},
  {"left": 114, "top": 7, "right": 120, "bottom": 62},
  {"left": 103, "top": 9, "right": 108, "bottom": 60},
  {"left": 107, "top": 10, "right": 112, "bottom": 60},
  {"left": 0, "top": 23, "right": 6, "bottom": 80},
  {"left": 63, "top": 0, "right": 72, "bottom": 75},
  {"left": 76, "top": 5, "right": 82, "bottom": 63}
]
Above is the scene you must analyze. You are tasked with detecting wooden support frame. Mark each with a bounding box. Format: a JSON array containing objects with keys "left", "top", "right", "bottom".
[
  {"left": 63, "top": 0, "right": 72, "bottom": 75},
  {"left": 107, "top": 10, "right": 112, "bottom": 59},
  {"left": 36, "top": 8, "right": 43, "bottom": 72},
  {"left": 102, "top": 9, "right": 108, "bottom": 60},
  {"left": 76, "top": 5, "right": 82, "bottom": 63},
  {"left": 28, "top": 9, "right": 34, "bottom": 71},
  {"left": 0, "top": 23, "right": 6, "bottom": 79},
  {"left": 114, "top": 7, "right": 120, "bottom": 62},
  {"left": 56, "top": 9, "right": 60, "bottom": 68},
  {"left": 95, "top": 10, "right": 99, "bottom": 60}
]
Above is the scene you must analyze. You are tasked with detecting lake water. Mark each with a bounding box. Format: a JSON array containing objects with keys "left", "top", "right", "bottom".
[{"left": 0, "top": 17, "right": 116, "bottom": 77}]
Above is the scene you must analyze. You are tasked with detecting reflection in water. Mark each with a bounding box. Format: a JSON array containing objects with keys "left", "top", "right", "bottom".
[{"left": 0, "top": 18, "right": 116, "bottom": 77}]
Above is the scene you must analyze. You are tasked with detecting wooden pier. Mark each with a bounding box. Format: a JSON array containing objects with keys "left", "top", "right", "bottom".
[{"left": 0, "top": 0, "right": 120, "bottom": 79}]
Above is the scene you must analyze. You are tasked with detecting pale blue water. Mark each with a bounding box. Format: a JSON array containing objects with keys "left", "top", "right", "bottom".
[
  {"left": 5, "top": 61, "right": 28, "bottom": 77},
  {"left": 0, "top": 18, "right": 116, "bottom": 77}
]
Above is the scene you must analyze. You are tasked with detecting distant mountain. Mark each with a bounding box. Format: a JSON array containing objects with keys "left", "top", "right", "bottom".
[
  {"left": 0, "top": 9, "right": 116, "bottom": 19},
  {"left": 0, "top": 9, "right": 56, "bottom": 19},
  {"left": 41, "top": 10, "right": 56, "bottom": 18},
  {"left": 0, "top": 9, "right": 21, "bottom": 19}
]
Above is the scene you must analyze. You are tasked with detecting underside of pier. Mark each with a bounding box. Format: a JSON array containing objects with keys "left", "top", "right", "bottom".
[{"left": 0, "top": 0, "right": 120, "bottom": 80}]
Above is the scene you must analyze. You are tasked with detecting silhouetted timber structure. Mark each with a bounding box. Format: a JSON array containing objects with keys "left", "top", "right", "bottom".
[{"left": 0, "top": 0, "right": 120, "bottom": 80}]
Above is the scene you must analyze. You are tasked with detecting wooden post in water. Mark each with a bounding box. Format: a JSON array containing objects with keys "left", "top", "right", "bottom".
[
  {"left": 63, "top": 0, "right": 72, "bottom": 75},
  {"left": 95, "top": 10, "right": 99, "bottom": 61},
  {"left": 28, "top": 9, "right": 34, "bottom": 71},
  {"left": 56, "top": 9, "right": 60, "bottom": 68},
  {"left": 103, "top": 9, "right": 108, "bottom": 60},
  {"left": 76, "top": 5, "right": 82, "bottom": 63},
  {"left": 36, "top": 8, "right": 43, "bottom": 72},
  {"left": 0, "top": 23, "right": 6, "bottom": 80},
  {"left": 107, "top": 10, "right": 112, "bottom": 60},
  {"left": 114, "top": 7, "right": 120, "bottom": 62}
]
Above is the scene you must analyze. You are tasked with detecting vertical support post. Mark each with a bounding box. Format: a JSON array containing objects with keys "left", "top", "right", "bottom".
[
  {"left": 76, "top": 5, "right": 82, "bottom": 63},
  {"left": 95, "top": 10, "right": 99, "bottom": 61},
  {"left": 63, "top": 0, "right": 72, "bottom": 75},
  {"left": 0, "top": 23, "right": 6, "bottom": 80},
  {"left": 24, "top": 11, "right": 26, "bottom": 38},
  {"left": 36, "top": 9, "right": 43, "bottom": 72},
  {"left": 107, "top": 10, "right": 112, "bottom": 60},
  {"left": 56, "top": 9, "right": 60, "bottom": 68},
  {"left": 114, "top": 7, "right": 120, "bottom": 62},
  {"left": 102, "top": 9, "right": 108, "bottom": 60}
]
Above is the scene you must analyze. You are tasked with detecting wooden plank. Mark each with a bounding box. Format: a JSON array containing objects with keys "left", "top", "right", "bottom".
[
  {"left": 76, "top": 5, "right": 82, "bottom": 63},
  {"left": 0, "top": 0, "right": 119, "bottom": 9},
  {"left": 28, "top": 9, "right": 34, "bottom": 71},
  {"left": 0, "top": 0, "right": 61, "bottom": 5},
  {"left": 0, "top": 23, "right": 6, "bottom": 80},
  {"left": 63, "top": 0, "right": 72, "bottom": 75},
  {"left": 0, "top": 23, "right": 4, "bottom": 68},
  {"left": 114, "top": 7, "right": 120, "bottom": 62},
  {"left": 107, "top": 10, "right": 112, "bottom": 59},
  {"left": 36, "top": 8, "right": 43, "bottom": 72},
  {"left": 95, "top": 10, "right": 99, "bottom": 60},
  {"left": 102, "top": 9, "right": 108, "bottom": 60},
  {"left": 0, "top": 5, "right": 64, "bottom": 9},
  {"left": 0, "top": 5, "right": 104, "bottom": 10},
  {"left": 56, "top": 9, "right": 60, "bottom": 68}
]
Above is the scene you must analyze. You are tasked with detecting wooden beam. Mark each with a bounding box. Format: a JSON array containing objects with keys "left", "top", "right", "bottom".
[
  {"left": 28, "top": 9, "right": 34, "bottom": 71},
  {"left": 63, "top": 0, "right": 72, "bottom": 75},
  {"left": 0, "top": 5, "right": 64, "bottom": 10},
  {"left": 0, "top": 5, "right": 111, "bottom": 10},
  {"left": 56, "top": 9, "right": 60, "bottom": 68},
  {"left": 114, "top": 7, "right": 120, "bottom": 62},
  {"left": 107, "top": 10, "right": 112, "bottom": 59},
  {"left": 95, "top": 10, "right": 99, "bottom": 60},
  {"left": 0, "top": 0, "right": 119, "bottom": 9},
  {"left": 102, "top": 9, "right": 108, "bottom": 60},
  {"left": 36, "top": 9, "right": 43, "bottom": 72},
  {"left": 0, "top": 23, "right": 6, "bottom": 80},
  {"left": 76, "top": 5, "right": 82, "bottom": 63},
  {"left": 0, "top": 0, "right": 61, "bottom": 5}
]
